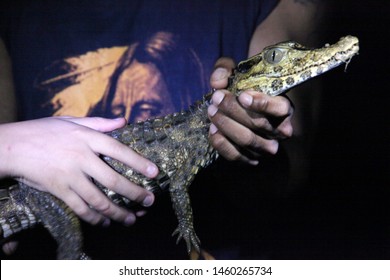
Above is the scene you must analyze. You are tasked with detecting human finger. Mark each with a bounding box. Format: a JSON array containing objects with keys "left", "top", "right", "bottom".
[
  {"left": 239, "top": 91, "right": 294, "bottom": 138},
  {"left": 238, "top": 91, "right": 293, "bottom": 118},
  {"left": 211, "top": 90, "right": 275, "bottom": 133},
  {"left": 53, "top": 183, "right": 107, "bottom": 225},
  {"left": 66, "top": 176, "right": 138, "bottom": 226},
  {"left": 61, "top": 116, "right": 127, "bottom": 133},
  {"left": 83, "top": 155, "right": 155, "bottom": 208},
  {"left": 88, "top": 133, "right": 159, "bottom": 179},
  {"left": 208, "top": 124, "right": 259, "bottom": 164},
  {"left": 208, "top": 104, "right": 280, "bottom": 155},
  {"left": 216, "top": 90, "right": 294, "bottom": 139},
  {"left": 2, "top": 241, "right": 18, "bottom": 255},
  {"left": 210, "top": 57, "right": 236, "bottom": 89}
]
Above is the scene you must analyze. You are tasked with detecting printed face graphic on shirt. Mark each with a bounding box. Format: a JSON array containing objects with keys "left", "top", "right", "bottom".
[
  {"left": 108, "top": 59, "right": 175, "bottom": 122},
  {"left": 36, "top": 32, "right": 206, "bottom": 122}
]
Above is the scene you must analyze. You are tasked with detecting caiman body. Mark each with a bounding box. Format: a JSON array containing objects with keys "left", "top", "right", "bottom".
[{"left": 0, "top": 36, "right": 359, "bottom": 259}]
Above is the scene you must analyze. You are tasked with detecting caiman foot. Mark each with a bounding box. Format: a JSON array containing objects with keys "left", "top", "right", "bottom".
[
  {"left": 172, "top": 225, "right": 200, "bottom": 255},
  {"left": 172, "top": 225, "right": 215, "bottom": 260}
]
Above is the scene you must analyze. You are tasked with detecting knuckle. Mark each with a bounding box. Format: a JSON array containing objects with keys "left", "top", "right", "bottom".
[
  {"left": 241, "top": 130, "right": 258, "bottom": 148},
  {"left": 275, "top": 97, "right": 293, "bottom": 117},
  {"left": 94, "top": 199, "right": 111, "bottom": 213},
  {"left": 211, "top": 134, "right": 241, "bottom": 161},
  {"left": 219, "top": 93, "right": 237, "bottom": 112},
  {"left": 221, "top": 147, "right": 241, "bottom": 161},
  {"left": 212, "top": 113, "right": 228, "bottom": 128},
  {"left": 254, "top": 96, "right": 269, "bottom": 112},
  {"left": 251, "top": 117, "right": 270, "bottom": 130},
  {"left": 242, "top": 135, "right": 279, "bottom": 155},
  {"left": 280, "top": 100, "right": 292, "bottom": 116},
  {"left": 73, "top": 204, "right": 90, "bottom": 219},
  {"left": 130, "top": 190, "right": 146, "bottom": 203},
  {"left": 227, "top": 151, "right": 242, "bottom": 161},
  {"left": 210, "top": 133, "right": 226, "bottom": 150},
  {"left": 110, "top": 140, "right": 126, "bottom": 156},
  {"left": 105, "top": 172, "right": 120, "bottom": 188},
  {"left": 120, "top": 182, "right": 146, "bottom": 203},
  {"left": 67, "top": 150, "right": 81, "bottom": 161},
  {"left": 210, "top": 67, "right": 229, "bottom": 82},
  {"left": 89, "top": 116, "right": 104, "bottom": 125}
]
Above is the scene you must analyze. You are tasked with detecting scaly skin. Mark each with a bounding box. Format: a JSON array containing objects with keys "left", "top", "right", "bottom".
[{"left": 0, "top": 36, "right": 359, "bottom": 259}]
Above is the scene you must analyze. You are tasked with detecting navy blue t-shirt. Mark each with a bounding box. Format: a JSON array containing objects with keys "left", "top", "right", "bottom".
[
  {"left": 1, "top": 0, "right": 278, "bottom": 122},
  {"left": 1, "top": 0, "right": 291, "bottom": 260}
]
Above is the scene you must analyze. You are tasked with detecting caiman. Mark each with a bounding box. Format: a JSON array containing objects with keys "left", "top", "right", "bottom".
[{"left": 0, "top": 36, "right": 359, "bottom": 259}]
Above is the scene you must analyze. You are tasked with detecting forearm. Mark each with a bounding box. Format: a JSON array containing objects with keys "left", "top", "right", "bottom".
[
  {"left": 249, "top": 0, "right": 327, "bottom": 57},
  {"left": 0, "top": 117, "right": 159, "bottom": 225},
  {"left": 248, "top": 0, "right": 328, "bottom": 186},
  {"left": 0, "top": 123, "right": 15, "bottom": 179},
  {"left": 249, "top": 0, "right": 326, "bottom": 123}
]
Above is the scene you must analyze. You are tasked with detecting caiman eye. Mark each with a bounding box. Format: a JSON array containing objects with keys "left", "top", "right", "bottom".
[{"left": 264, "top": 48, "right": 285, "bottom": 64}]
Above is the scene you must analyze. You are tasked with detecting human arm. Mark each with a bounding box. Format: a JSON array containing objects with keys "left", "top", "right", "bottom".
[
  {"left": 249, "top": 0, "right": 327, "bottom": 185},
  {"left": 208, "top": 58, "right": 292, "bottom": 164},
  {"left": 208, "top": 0, "right": 326, "bottom": 172},
  {"left": 0, "top": 37, "right": 159, "bottom": 225},
  {"left": 0, "top": 116, "right": 159, "bottom": 226}
]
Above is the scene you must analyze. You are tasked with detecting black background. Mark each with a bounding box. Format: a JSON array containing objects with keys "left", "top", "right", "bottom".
[
  {"left": 273, "top": 0, "right": 388, "bottom": 259},
  {"left": 1, "top": 0, "right": 388, "bottom": 260}
]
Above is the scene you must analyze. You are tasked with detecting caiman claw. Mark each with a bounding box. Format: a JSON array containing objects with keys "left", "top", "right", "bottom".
[{"left": 172, "top": 225, "right": 201, "bottom": 255}]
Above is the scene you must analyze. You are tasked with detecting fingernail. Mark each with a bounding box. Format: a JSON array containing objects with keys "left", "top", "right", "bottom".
[
  {"left": 136, "top": 210, "right": 147, "bottom": 217},
  {"left": 248, "top": 160, "right": 259, "bottom": 166},
  {"left": 124, "top": 214, "right": 136, "bottom": 226},
  {"left": 146, "top": 164, "right": 158, "bottom": 177},
  {"left": 212, "top": 68, "right": 229, "bottom": 81},
  {"left": 209, "top": 123, "right": 218, "bottom": 135},
  {"left": 212, "top": 90, "right": 225, "bottom": 105},
  {"left": 269, "top": 140, "right": 279, "bottom": 155},
  {"left": 142, "top": 195, "right": 154, "bottom": 207},
  {"left": 239, "top": 93, "right": 253, "bottom": 107},
  {"left": 208, "top": 104, "right": 218, "bottom": 117}
]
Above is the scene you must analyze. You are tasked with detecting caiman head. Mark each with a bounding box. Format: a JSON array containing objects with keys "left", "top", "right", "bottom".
[{"left": 229, "top": 35, "right": 359, "bottom": 96}]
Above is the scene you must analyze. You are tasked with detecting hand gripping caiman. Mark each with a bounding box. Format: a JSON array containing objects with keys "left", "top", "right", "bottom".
[{"left": 0, "top": 36, "right": 359, "bottom": 259}]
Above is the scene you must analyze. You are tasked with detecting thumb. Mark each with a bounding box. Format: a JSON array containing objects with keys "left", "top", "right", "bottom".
[{"left": 210, "top": 57, "right": 236, "bottom": 89}]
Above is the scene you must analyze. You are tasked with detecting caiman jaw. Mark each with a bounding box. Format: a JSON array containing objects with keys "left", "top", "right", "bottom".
[{"left": 229, "top": 35, "right": 359, "bottom": 96}]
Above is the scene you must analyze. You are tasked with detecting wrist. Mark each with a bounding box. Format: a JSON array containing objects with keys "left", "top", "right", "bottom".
[{"left": 0, "top": 123, "right": 17, "bottom": 178}]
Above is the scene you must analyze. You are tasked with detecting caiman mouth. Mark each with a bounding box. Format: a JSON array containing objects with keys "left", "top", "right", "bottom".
[{"left": 282, "top": 37, "right": 360, "bottom": 78}]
